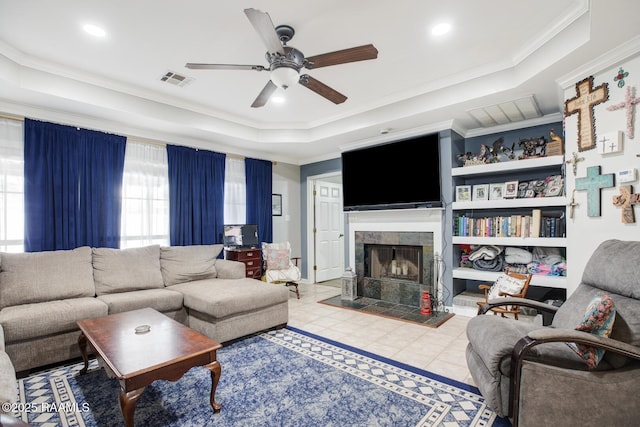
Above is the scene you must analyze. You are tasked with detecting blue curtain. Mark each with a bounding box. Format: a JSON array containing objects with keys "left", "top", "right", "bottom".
[
  {"left": 24, "top": 119, "right": 126, "bottom": 251},
  {"left": 245, "top": 157, "right": 272, "bottom": 244},
  {"left": 166, "top": 145, "right": 225, "bottom": 245}
]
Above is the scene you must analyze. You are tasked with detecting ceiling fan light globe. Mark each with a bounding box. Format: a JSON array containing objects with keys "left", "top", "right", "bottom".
[{"left": 271, "top": 66, "right": 299, "bottom": 89}]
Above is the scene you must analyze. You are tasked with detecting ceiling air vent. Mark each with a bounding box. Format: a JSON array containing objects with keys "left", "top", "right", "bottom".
[
  {"left": 160, "top": 71, "right": 193, "bottom": 87},
  {"left": 467, "top": 95, "right": 542, "bottom": 127}
]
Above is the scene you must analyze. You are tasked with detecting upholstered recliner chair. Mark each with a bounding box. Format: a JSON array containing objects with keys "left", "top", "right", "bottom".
[{"left": 466, "top": 239, "right": 640, "bottom": 426}]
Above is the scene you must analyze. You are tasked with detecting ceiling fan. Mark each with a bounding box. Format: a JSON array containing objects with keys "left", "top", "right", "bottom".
[{"left": 185, "top": 8, "right": 378, "bottom": 108}]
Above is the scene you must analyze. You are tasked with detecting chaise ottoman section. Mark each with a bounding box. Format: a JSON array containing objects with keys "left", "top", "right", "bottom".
[{"left": 169, "top": 278, "right": 289, "bottom": 342}]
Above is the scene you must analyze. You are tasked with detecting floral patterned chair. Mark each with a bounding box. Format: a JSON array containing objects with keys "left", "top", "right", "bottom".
[{"left": 262, "top": 241, "right": 301, "bottom": 299}]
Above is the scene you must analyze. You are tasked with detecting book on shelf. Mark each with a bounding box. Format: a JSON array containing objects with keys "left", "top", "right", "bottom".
[{"left": 453, "top": 209, "right": 565, "bottom": 238}]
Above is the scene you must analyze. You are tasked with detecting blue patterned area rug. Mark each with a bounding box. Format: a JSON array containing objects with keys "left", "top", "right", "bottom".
[{"left": 13, "top": 327, "right": 510, "bottom": 426}]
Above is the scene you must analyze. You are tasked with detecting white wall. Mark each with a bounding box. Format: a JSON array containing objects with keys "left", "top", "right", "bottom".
[
  {"left": 272, "top": 162, "right": 302, "bottom": 257},
  {"left": 562, "top": 48, "right": 640, "bottom": 296}
]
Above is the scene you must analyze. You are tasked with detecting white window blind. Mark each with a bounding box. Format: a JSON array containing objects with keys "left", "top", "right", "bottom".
[
  {"left": 224, "top": 157, "right": 246, "bottom": 225},
  {"left": 0, "top": 118, "right": 24, "bottom": 252},
  {"left": 120, "top": 141, "right": 170, "bottom": 248}
]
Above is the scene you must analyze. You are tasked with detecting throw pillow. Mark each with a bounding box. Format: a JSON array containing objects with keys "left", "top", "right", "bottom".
[
  {"left": 266, "top": 248, "right": 290, "bottom": 270},
  {"left": 487, "top": 273, "right": 526, "bottom": 300},
  {"left": 566, "top": 293, "right": 616, "bottom": 369}
]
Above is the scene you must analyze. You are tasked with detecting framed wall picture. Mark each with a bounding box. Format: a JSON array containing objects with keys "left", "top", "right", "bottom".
[
  {"left": 504, "top": 180, "right": 519, "bottom": 198},
  {"left": 272, "top": 194, "right": 282, "bottom": 216},
  {"left": 473, "top": 184, "right": 489, "bottom": 201},
  {"left": 489, "top": 183, "right": 504, "bottom": 200},
  {"left": 455, "top": 185, "right": 472, "bottom": 202}
]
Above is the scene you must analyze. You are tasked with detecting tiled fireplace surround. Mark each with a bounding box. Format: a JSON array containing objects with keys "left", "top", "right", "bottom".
[{"left": 347, "top": 209, "right": 443, "bottom": 309}]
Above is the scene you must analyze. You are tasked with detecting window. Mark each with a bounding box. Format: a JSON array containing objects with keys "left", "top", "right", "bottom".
[
  {"left": 0, "top": 118, "right": 24, "bottom": 252},
  {"left": 120, "top": 142, "right": 170, "bottom": 248},
  {"left": 224, "top": 157, "right": 246, "bottom": 224}
]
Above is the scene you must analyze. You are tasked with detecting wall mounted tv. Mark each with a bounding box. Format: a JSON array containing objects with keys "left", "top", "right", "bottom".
[
  {"left": 223, "top": 224, "right": 259, "bottom": 248},
  {"left": 341, "top": 133, "right": 442, "bottom": 211}
]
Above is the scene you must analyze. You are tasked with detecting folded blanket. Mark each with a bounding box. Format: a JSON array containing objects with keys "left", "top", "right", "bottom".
[
  {"left": 527, "top": 261, "right": 567, "bottom": 276},
  {"left": 468, "top": 245, "right": 503, "bottom": 261},
  {"left": 504, "top": 247, "right": 533, "bottom": 264},
  {"left": 472, "top": 256, "right": 504, "bottom": 271},
  {"left": 533, "top": 247, "right": 565, "bottom": 266}
]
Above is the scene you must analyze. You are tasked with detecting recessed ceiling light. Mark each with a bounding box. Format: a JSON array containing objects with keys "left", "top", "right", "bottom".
[
  {"left": 83, "top": 24, "right": 106, "bottom": 38},
  {"left": 431, "top": 22, "right": 451, "bottom": 36},
  {"left": 272, "top": 96, "right": 285, "bottom": 104}
]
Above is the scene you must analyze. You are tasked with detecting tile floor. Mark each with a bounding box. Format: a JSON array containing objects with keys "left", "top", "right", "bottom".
[{"left": 287, "top": 282, "right": 475, "bottom": 386}]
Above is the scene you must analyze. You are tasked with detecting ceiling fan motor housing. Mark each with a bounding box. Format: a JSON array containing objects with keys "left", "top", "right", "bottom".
[{"left": 266, "top": 46, "right": 305, "bottom": 89}]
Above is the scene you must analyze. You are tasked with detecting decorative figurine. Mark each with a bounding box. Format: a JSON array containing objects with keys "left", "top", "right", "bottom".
[{"left": 518, "top": 136, "right": 547, "bottom": 159}]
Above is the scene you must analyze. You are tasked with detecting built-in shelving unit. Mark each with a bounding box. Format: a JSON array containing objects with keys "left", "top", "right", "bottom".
[{"left": 450, "top": 126, "right": 568, "bottom": 299}]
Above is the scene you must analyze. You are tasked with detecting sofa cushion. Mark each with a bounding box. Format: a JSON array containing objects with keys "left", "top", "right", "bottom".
[
  {"left": 97, "top": 289, "right": 184, "bottom": 314},
  {"left": 160, "top": 244, "right": 224, "bottom": 286},
  {"left": 0, "top": 247, "right": 95, "bottom": 309},
  {"left": 0, "top": 298, "right": 108, "bottom": 343},
  {"left": 93, "top": 245, "right": 164, "bottom": 296},
  {"left": 566, "top": 293, "right": 616, "bottom": 369},
  {"left": 169, "top": 278, "right": 288, "bottom": 319}
]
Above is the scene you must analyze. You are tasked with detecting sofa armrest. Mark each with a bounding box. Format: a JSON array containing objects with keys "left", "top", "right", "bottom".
[
  {"left": 215, "top": 259, "right": 247, "bottom": 279},
  {"left": 525, "top": 328, "right": 640, "bottom": 360}
]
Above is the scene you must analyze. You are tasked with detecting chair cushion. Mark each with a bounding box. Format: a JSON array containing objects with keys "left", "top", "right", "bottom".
[
  {"left": 160, "top": 244, "right": 223, "bottom": 286},
  {"left": 93, "top": 245, "right": 164, "bottom": 295},
  {"left": 488, "top": 273, "right": 526, "bottom": 300},
  {"left": 265, "top": 248, "right": 290, "bottom": 270},
  {"left": 566, "top": 293, "right": 616, "bottom": 368},
  {"left": 0, "top": 247, "right": 95, "bottom": 309}
]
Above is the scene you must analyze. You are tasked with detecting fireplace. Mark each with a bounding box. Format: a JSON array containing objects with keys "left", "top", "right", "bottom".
[
  {"left": 355, "top": 231, "right": 434, "bottom": 308},
  {"left": 365, "top": 244, "right": 423, "bottom": 283}
]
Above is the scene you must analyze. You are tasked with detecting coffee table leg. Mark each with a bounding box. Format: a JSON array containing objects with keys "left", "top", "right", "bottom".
[
  {"left": 78, "top": 333, "right": 89, "bottom": 374},
  {"left": 205, "top": 360, "right": 222, "bottom": 412},
  {"left": 119, "top": 386, "right": 145, "bottom": 427}
]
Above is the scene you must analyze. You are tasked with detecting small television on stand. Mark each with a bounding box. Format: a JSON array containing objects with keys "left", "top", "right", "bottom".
[{"left": 223, "top": 224, "right": 259, "bottom": 249}]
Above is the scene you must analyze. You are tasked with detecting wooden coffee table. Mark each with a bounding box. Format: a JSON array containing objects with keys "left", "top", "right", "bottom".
[{"left": 77, "top": 308, "right": 222, "bottom": 427}]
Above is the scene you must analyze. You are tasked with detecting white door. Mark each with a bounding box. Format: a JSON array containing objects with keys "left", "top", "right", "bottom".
[{"left": 314, "top": 180, "right": 344, "bottom": 282}]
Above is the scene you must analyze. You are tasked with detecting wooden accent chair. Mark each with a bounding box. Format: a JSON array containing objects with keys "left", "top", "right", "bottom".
[{"left": 476, "top": 269, "right": 532, "bottom": 320}]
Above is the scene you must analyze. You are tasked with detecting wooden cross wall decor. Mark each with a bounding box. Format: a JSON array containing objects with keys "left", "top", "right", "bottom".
[
  {"left": 575, "top": 165, "right": 615, "bottom": 217},
  {"left": 565, "top": 76, "right": 609, "bottom": 152},
  {"left": 612, "top": 185, "right": 640, "bottom": 224}
]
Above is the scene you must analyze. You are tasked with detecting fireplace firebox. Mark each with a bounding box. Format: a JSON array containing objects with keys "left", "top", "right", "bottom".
[{"left": 355, "top": 231, "right": 435, "bottom": 309}]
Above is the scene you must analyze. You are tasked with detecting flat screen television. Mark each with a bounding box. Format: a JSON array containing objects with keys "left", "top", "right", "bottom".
[
  {"left": 341, "top": 133, "right": 442, "bottom": 211},
  {"left": 223, "top": 224, "right": 259, "bottom": 248}
]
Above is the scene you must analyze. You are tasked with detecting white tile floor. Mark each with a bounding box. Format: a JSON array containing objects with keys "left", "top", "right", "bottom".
[{"left": 287, "top": 282, "right": 475, "bottom": 386}]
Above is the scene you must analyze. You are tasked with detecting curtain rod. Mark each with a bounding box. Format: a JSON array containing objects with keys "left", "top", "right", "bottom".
[
  {"left": 0, "top": 113, "right": 24, "bottom": 122},
  {"left": 0, "top": 112, "right": 276, "bottom": 163}
]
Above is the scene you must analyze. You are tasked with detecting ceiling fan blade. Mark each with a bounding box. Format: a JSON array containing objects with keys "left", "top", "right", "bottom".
[
  {"left": 299, "top": 75, "right": 347, "bottom": 104},
  {"left": 251, "top": 80, "right": 278, "bottom": 108},
  {"left": 305, "top": 44, "right": 378, "bottom": 69},
  {"left": 185, "top": 63, "right": 266, "bottom": 71},
  {"left": 244, "top": 8, "right": 285, "bottom": 55}
]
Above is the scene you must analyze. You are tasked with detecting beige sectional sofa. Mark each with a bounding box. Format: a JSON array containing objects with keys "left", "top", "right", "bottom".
[{"left": 0, "top": 244, "right": 289, "bottom": 408}]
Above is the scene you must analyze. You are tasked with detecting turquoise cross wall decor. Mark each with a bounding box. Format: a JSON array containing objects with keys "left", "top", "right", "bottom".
[{"left": 575, "top": 166, "right": 615, "bottom": 217}]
